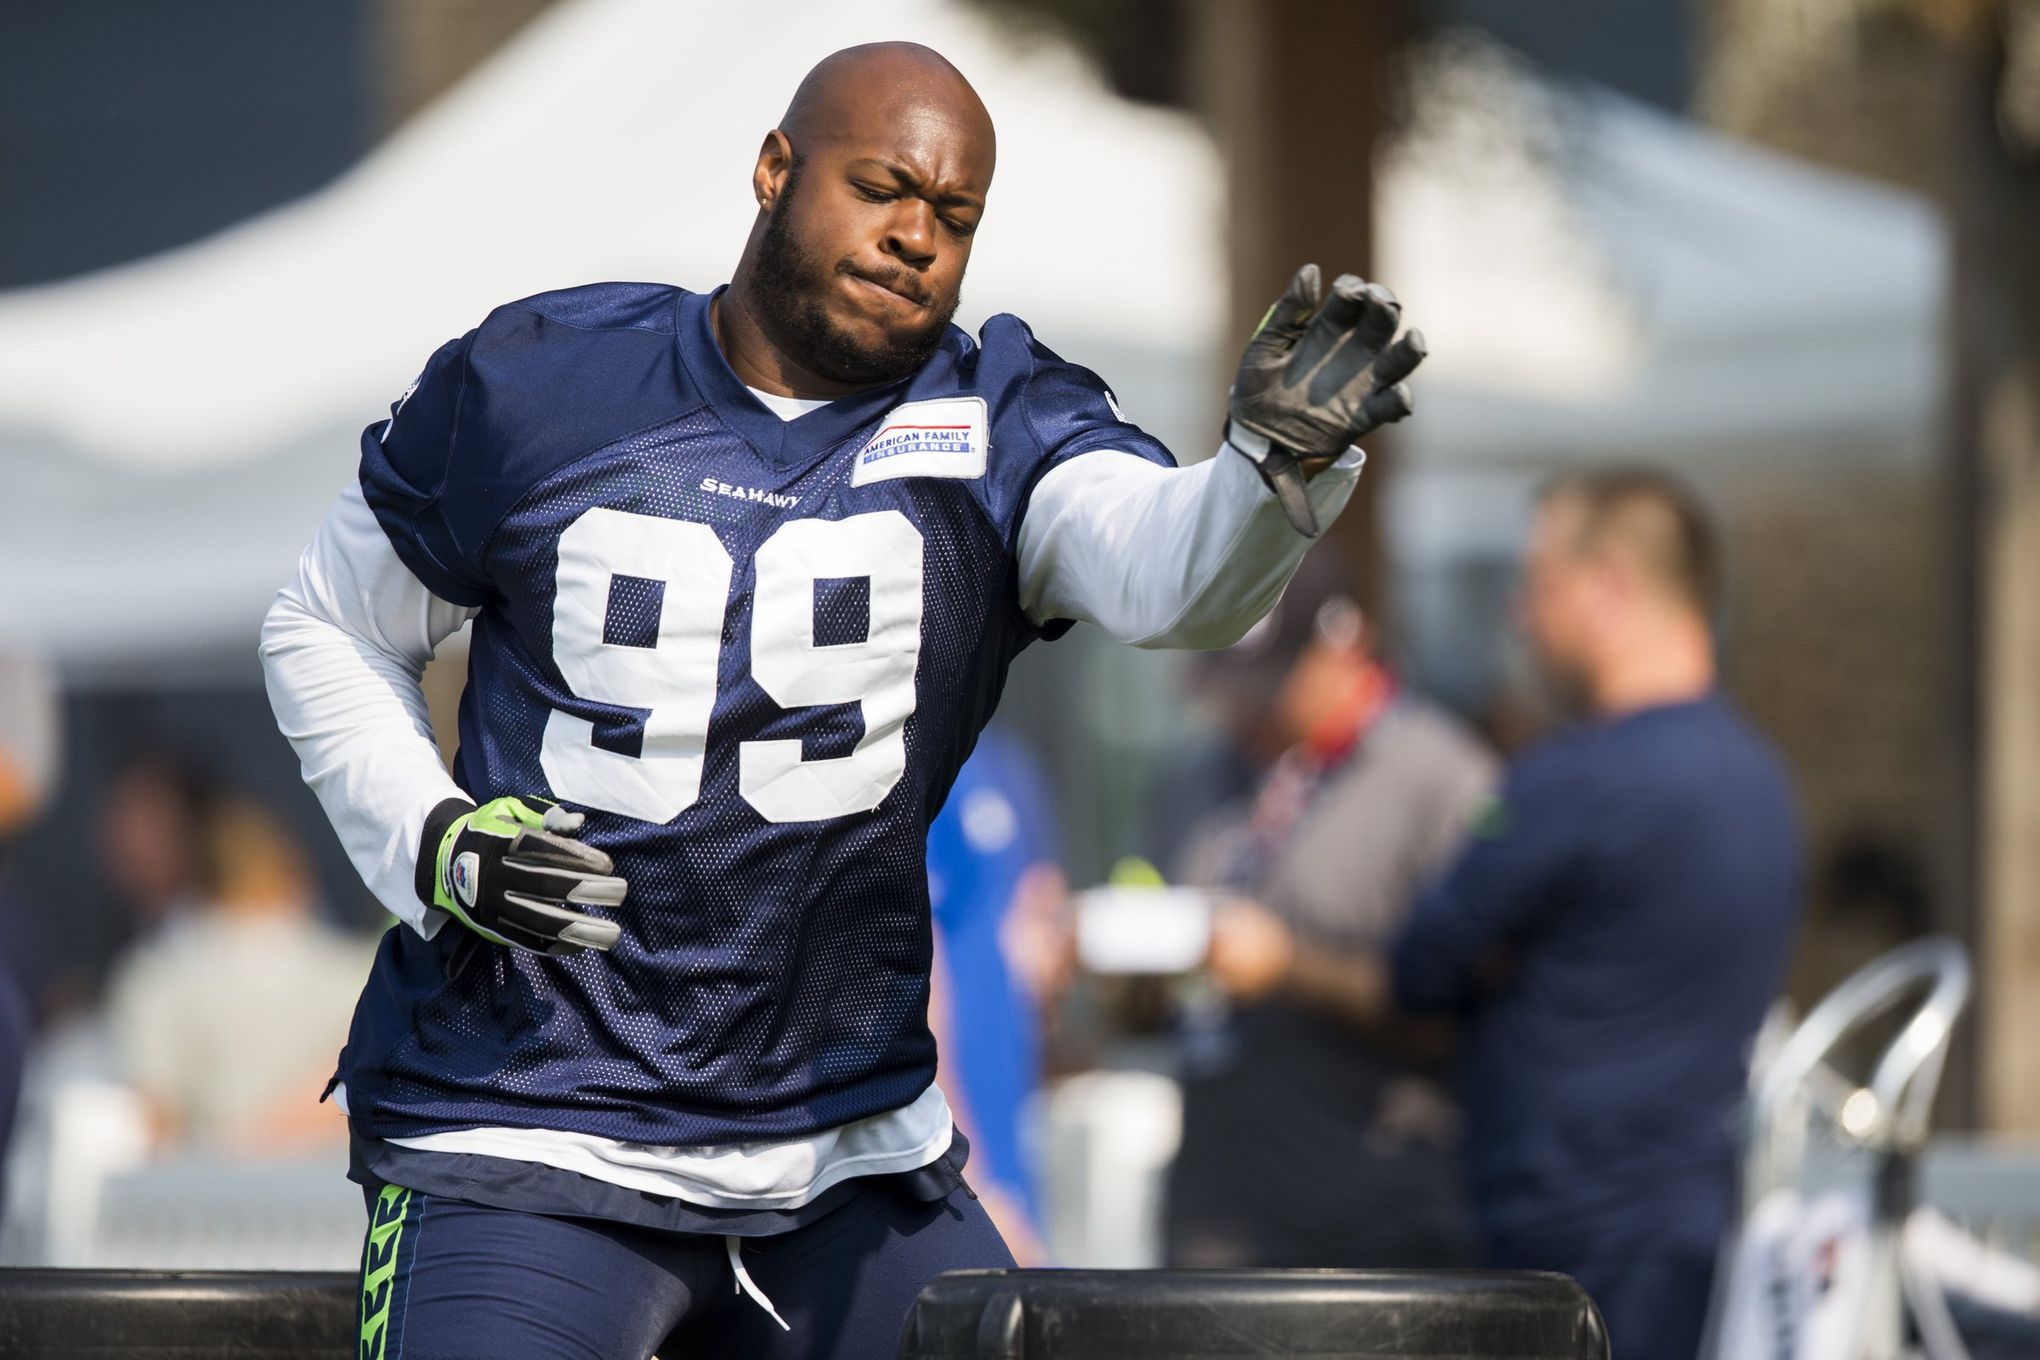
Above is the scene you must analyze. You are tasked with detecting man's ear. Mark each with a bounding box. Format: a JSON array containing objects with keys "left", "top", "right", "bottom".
[{"left": 753, "top": 129, "right": 794, "bottom": 211}]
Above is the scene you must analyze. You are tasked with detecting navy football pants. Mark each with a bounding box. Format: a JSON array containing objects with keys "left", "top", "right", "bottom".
[{"left": 355, "top": 1177, "right": 1014, "bottom": 1360}]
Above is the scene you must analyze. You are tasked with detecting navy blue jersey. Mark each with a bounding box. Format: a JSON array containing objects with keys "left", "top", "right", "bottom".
[{"left": 341, "top": 282, "right": 1172, "bottom": 1146}]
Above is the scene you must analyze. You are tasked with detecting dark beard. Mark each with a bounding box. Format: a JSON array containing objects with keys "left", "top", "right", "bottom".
[{"left": 749, "top": 167, "right": 960, "bottom": 386}]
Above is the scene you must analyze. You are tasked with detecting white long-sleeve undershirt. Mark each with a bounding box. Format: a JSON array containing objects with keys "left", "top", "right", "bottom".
[
  {"left": 1016, "top": 440, "right": 1364, "bottom": 646},
  {"left": 258, "top": 482, "right": 474, "bottom": 938}
]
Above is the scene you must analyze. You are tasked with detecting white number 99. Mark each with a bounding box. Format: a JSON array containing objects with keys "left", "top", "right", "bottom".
[{"left": 540, "top": 508, "right": 924, "bottom": 825}]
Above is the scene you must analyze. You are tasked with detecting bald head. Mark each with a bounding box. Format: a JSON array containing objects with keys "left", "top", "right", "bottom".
[
  {"left": 780, "top": 43, "right": 996, "bottom": 173},
  {"left": 720, "top": 44, "right": 996, "bottom": 394}
]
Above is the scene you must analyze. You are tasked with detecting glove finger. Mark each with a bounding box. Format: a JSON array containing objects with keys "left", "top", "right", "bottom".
[
  {"left": 554, "top": 918, "right": 621, "bottom": 951},
  {"left": 1242, "top": 263, "right": 1321, "bottom": 366},
  {"left": 510, "top": 827, "right": 616, "bottom": 875},
  {"left": 1360, "top": 382, "right": 1415, "bottom": 428},
  {"left": 1354, "top": 283, "right": 1402, "bottom": 352},
  {"left": 500, "top": 855, "right": 628, "bottom": 907},
  {"left": 498, "top": 891, "right": 620, "bottom": 952},
  {"left": 1308, "top": 319, "right": 1419, "bottom": 414},
  {"left": 508, "top": 925, "right": 589, "bottom": 957},
  {"left": 1370, "top": 330, "right": 1428, "bottom": 388},
  {"left": 460, "top": 910, "right": 557, "bottom": 955},
  {"left": 565, "top": 874, "right": 627, "bottom": 907},
  {"left": 540, "top": 804, "right": 587, "bottom": 835},
  {"left": 1289, "top": 274, "right": 1370, "bottom": 374},
  {"left": 1264, "top": 262, "right": 1321, "bottom": 334},
  {"left": 1315, "top": 273, "right": 1371, "bottom": 332}
]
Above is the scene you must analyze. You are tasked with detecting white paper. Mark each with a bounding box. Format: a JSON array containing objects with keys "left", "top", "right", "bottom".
[{"left": 1074, "top": 886, "right": 1217, "bottom": 976}]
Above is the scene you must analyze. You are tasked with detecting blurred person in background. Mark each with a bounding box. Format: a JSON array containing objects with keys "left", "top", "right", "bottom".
[
  {"left": 98, "top": 754, "right": 216, "bottom": 949},
  {"left": 1168, "top": 553, "right": 1496, "bottom": 1269},
  {"left": 1218, "top": 470, "right": 1800, "bottom": 1360},
  {"left": 1140, "top": 619, "right": 1291, "bottom": 879},
  {"left": 926, "top": 724, "right": 1069, "bottom": 1263},
  {"left": 104, "top": 792, "right": 373, "bottom": 1155},
  {"left": 0, "top": 654, "right": 61, "bottom": 1221},
  {"left": 1399, "top": 469, "right": 1800, "bottom": 1359}
]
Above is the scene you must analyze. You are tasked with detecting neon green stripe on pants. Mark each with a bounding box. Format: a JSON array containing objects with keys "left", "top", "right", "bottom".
[{"left": 359, "top": 1184, "right": 416, "bottom": 1360}]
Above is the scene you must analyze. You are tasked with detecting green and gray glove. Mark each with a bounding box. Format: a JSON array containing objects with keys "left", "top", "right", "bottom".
[
  {"left": 419, "top": 795, "right": 626, "bottom": 957},
  {"left": 1228, "top": 263, "right": 1428, "bottom": 537}
]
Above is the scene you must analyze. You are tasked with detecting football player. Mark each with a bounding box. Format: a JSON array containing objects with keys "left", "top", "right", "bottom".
[{"left": 263, "top": 41, "right": 1422, "bottom": 1360}]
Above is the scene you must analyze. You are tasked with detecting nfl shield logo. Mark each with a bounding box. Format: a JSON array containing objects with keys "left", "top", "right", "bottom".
[{"left": 451, "top": 851, "right": 481, "bottom": 907}]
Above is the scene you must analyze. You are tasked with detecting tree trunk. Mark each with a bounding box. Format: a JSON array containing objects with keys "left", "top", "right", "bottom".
[
  {"left": 1196, "top": 0, "right": 1401, "bottom": 611},
  {"left": 1953, "top": 5, "right": 2040, "bottom": 1132}
]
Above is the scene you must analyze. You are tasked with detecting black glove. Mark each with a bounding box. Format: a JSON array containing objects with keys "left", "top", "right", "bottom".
[
  {"left": 419, "top": 795, "right": 626, "bottom": 958},
  {"left": 1228, "top": 263, "right": 1427, "bottom": 536}
]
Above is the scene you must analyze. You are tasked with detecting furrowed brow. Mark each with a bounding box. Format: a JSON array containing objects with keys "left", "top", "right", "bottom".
[{"left": 853, "top": 158, "right": 982, "bottom": 209}]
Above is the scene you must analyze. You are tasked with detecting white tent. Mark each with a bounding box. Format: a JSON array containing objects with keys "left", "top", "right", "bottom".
[
  {"left": 1366, "top": 44, "right": 1946, "bottom": 718},
  {"left": 1377, "top": 45, "right": 1944, "bottom": 478},
  {"left": 0, "top": 0, "right": 1223, "bottom": 666}
]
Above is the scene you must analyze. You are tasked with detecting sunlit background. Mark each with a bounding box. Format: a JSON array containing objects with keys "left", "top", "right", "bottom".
[{"left": 0, "top": 0, "right": 2036, "bottom": 1308}]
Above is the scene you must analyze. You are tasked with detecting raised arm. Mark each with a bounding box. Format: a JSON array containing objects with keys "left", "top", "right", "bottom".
[
  {"left": 1017, "top": 263, "right": 1423, "bottom": 649},
  {"left": 1016, "top": 439, "right": 1363, "bottom": 648}
]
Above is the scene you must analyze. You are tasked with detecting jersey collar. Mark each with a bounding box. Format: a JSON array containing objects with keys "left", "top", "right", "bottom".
[{"left": 677, "top": 287, "right": 914, "bottom": 470}]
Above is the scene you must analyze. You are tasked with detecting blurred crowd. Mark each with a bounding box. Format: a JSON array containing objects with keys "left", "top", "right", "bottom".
[
  {"left": 916, "top": 467, "right": 1806, "bottom": 1360},
  {"left": 1179, "top": 469, "right": 1798, "bottom": 1360},
  {"left": 95, "top": 767, "right": 370, "bottom": 1155},
  {"left": 0, "top": 464, "right": 1809, "bottom": 1360},
  {"left": 0, "top": 732, "right": 373, "bottom": 1218}
]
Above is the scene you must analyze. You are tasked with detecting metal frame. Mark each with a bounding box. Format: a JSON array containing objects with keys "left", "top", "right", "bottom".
[
  {"left": 1744, "top": 936, "right": 1970, "bottom": 1211},
  {"left": 1709, "top": 936, "right": 1971, "bottom": 1360}
]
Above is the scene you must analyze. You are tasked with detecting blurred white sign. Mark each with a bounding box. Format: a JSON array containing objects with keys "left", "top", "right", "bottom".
[{"left": 1074, "top": 886, "right": 1215, "bottom": 976}]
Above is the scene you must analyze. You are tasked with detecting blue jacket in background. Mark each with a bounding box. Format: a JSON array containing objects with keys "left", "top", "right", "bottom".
[
  {"left": 927, "top": 728, "right": 1058, "bottom": 1229},
  {"left": 1392, "top": 694, "right": 1801, "bottom": 1253}
]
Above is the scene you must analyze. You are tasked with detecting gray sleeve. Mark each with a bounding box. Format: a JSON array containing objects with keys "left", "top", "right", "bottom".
[{"left": 1407, "top": 716, "right": 1503, "bottom": 881}]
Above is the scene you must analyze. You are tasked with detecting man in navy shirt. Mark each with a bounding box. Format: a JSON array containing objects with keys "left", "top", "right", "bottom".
[
  {"left": 263, "top": 41, "right": 1424, "bottom": 1360},
  {"left": 1397, "top": 470, "right": 1800, "bottom": 1359},
  {"left": 1208, "top": 470, "right": 1799, "bottom": 1360}
]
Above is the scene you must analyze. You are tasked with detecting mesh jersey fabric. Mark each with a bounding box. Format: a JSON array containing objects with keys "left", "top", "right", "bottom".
[{"left": 343, "top": 281, "right": 1172, "bottom": 1147}]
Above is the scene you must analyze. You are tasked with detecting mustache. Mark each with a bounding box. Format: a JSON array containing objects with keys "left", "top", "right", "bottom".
[{"left": 838, "top": 260, "right": 930, "bottom": 307}]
